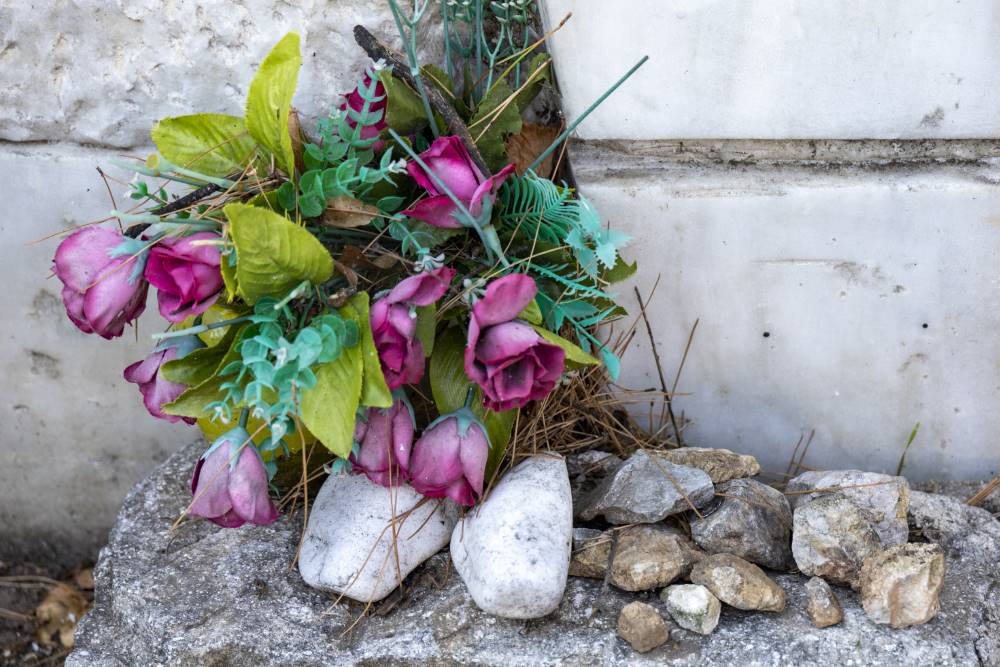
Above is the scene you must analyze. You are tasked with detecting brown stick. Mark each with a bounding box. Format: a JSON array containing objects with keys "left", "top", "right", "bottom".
[{"left": 352, "top": 24, "right": 491, "bottom": 177}]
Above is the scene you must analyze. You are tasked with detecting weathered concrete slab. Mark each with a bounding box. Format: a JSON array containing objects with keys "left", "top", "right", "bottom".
[
  {"left": 68, "top": 443, "right": 1000, "bottom": 666},
  {"left": 574, "top": 141, "right": 1000, "bottom": 480},
  {"left": 540, "top": 0, "right": 1000, "bottom": 139}
]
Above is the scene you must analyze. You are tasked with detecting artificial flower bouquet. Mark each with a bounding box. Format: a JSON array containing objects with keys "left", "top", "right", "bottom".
[{"left": 50, "top": 1, "right": 635, "bottom": 527}]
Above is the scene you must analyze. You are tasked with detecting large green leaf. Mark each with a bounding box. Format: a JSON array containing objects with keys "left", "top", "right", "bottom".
[
  {"left": 245, "top": 32, "right": 301, "bottom": 177},
  {"left": 160, "top": 325, "right": 241, "bottom": 386},
  {"left": 469, "top": 80, "right": 522, "bottom": 171},
  {"left": 429, "top": 327, "right": 517, "bottom": 476},
  {"left": 511, "top": 53, "right": 550, "bottom": 113},
  {"left": 223, "top": 203, "right": 333, "bottom": 304},
  {"left": 377, "top": 69, "right": 428, "bottom": 135},
  {"left": 151, "top": 113, "right": 257, "bottom": 178},
  {"left": 532, "top": 325, "right": 600, "bottom": 368},
  {"left": 162, "top": 326, "right": 247, "bottom": 419},
  {"left": 300, "top": 323, "right": 364, "bottom": 458},
  {"left": 415, "top": 303, "right": 436, "bottom": 358},
  {"left": 346, "top": 292, "right": 393, "bottom": 409}
]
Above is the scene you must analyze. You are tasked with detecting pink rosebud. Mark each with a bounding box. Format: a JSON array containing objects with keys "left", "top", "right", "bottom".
[
  {"left": 144, "top": 232, "right": 223, "bottom": 322},
  {"left": 409, "top": 409, "right": 489, "bottom": 507},
  {"left": 340, "top": 71, "right": 388, "bottom": 146},
  {"left": 52, "top": 226, "right": 149, "bottom": 339},
  {"left": 371, "top": 267, "right": 455, "bottom": 389},
  {"left": 464, "top": 273, "right": 565, "bottom": 411},
  {"left": 123, "top": 335, "right": 203, "bottom": 424},
  {"left": 189, "top": 428, "right": 279, "bottom": 528},
  {"left": 349, "top": 396, "right": 415, "bottom": 487},
  {"left": 403, "top": 136, "right": 516, "bottom": 229}
]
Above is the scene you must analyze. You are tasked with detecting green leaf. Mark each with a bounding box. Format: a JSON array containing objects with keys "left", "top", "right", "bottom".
[
  {"left": 415, "top": 304, "right": 437, "bottom": 358},
  {"left": 224, "top": 203, "right": 334, "bottom": 304},
  {"left": 469, "top": 80, "right": 522, "bottom": 171},
  {"left": 300, "top": 328, "right": 363, "bottom": 458},
  {"left": 345, "top": 292, "right": 393, "bottom": 409},
  {"left": 511, "top": 53, "right": 550, "bottom": 113},
  {"left": 429, "top": 327, "right": 517, "bottom": 476},
  {"left": 602, "top": 256, "right": 638, "bottom": 284},
  {"left": 162, "top": 326, "right": 247, "bottom": 419},
  {"left": 245, "top": 32, "right": 301, "bottom": 177},
  {"left": 517, "top": 298, "right": 543, "bottom": 325},
  {"left": 532, "top": 325, "right": 600, "bottom": 368},
  {"left": 377, "top": 69, "right": 428, "bottom": 135},
  {"left": 151, "top": 114, "right": 257, "bottom": 178},
  {"left": 160, "top": 325, "right": 241, "bottom": 386}
]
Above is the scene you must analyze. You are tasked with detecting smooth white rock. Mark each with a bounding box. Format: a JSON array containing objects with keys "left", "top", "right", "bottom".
[
  {"left": 299, "top": 473, "right": 458, "bottom": 602},
  {"left": 450, "top": 455, "right": 573, "bottom": 619},
  {"left": 661, "top": 584, "right": 722, "bottom": 635}
]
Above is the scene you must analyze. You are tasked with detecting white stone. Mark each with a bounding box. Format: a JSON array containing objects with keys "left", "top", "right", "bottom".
[
  {"left": 574, "top": 144, "right": 1000, "bottom": 480},
  {"left": 0, "top": 0, "right": 442, "bottom": 148},
  {"left": 299, "top": 473, "right": 457, "bottom": 602},
  {"left": 661, "top": 584, "right": 721, "bottom": 636},
  {"left": 540, "top": 0, "right": 1000, "bottom": 139},
  {"left": 791, "top": 494, "right": 882, "bottom": 588},
  {"left": 450, "top": 455, "right": 573, "bottom": 619}
]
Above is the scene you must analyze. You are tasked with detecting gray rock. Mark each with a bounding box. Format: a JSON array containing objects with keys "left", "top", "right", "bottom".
[
  {"left": 616, "top": 602, "right": 669, "bottom": 653},
  {"left": 791, "top": 494, "right": 883, "bottom": 587},
  {"left": 658, "top": 447, "right": 760, "bottom": 484},
  {"left": 804, "top": 576, "right": 843, "bottom": 628},
  {"left": 298, "top": 473, "right": 457, "bottom": 602},
  {"left": 569, "top": 525, "right": 704, "bottom": 591},
  {"left": 661, "top": 584, "right": 721, "bottom": 635},
  {"left": 68, "top": 443, "right": 1000, "bottom": 666},
  {"left": 690, "top": 478, "right": 794, "bottom": 570},
  {"left": 578, "top": 450, "right": 715, "bottom": 524},
  {"left": 450, "top": 455, "right": 572, "bottom": 619},
  {"left": 787, "top": 469, "right": 910, "bottom": 546},
  {"left": 568, "top": 450, "right": 623, "bottom": 511},
  {"left": 859, "top": 543, "right": 946, "bottom": 628},
  {"left": 689, "top": 553, "right": 787, "bottom": 612}
]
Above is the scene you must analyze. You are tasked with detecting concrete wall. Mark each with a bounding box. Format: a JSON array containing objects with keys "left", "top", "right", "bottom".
[
  {"left": 540, "top": 0, "right": 1000, "bottom": 480},
  {"left": 0, "top": 0, "right": 439, "bottom": 565}
]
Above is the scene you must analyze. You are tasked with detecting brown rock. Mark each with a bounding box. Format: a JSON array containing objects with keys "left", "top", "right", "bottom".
[
  {"left": 804, "top": 576, "right": 843, "bottom": 628},
  {"left": 689, "top": 553, "right": 787, "bottom": 612},
  {"left": 617, "top": 601, "right": 669, "bottom": 653},
  {"left": 659, "top": 447, "right": 761, "bottom": 484},
  {"left": 859, "top": 543, "right": 945, "bottom": 628},
  {"left": 569, "top": 525, "right": 704, "bottom": 591},
  {"left": 791, "top": 494, "right": 882, "bottom": 588}
]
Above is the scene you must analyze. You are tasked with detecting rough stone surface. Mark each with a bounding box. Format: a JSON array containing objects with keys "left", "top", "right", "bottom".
[
  {"left": 298, "top": 473, "right": 457, "bottom": 602},
  {"left": 787, "top": 469, "right": 910, "bottom": 546},
  {"left": 791, "top": 494, "right": 883, "bottom": 587},
  {"left": 690, "top": 478, "right": 793, "bottom": 570},
  {"left": 689, "top": 554, "right": 787, "bottom": 613},
  {"left": 804, "top": 576, "right": 843, "bottom": 628},
  {"left": 450, "top": 455, "right": 572, "bottom": 619},
  {"left": 617, "top": 602, "right": 669, "bottom": 653},
  {"left": 859, "top": 543, "right": 946, "bottom": 629},
  {"left": 569, "top": 525, "right": 703, "bottom": 591},
  {"left": 578, "top": 450, "right": 715, "bottom": 524},
  {"left": 568, "top": 450, "right": 623, "bottom": 510},
  {"left": 658, "top": 447, "right": 760, "bottom": 484},
  {"left": 67, "top": 444, "right": 1000, "bottom": 665},
  {"left": 661, "top": 584, "right": 721, "bottom": 635}
]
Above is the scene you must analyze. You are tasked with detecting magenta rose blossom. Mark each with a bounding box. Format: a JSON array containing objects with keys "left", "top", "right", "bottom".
[
  {"left": 52, "top": 226, "right": 149, "bottom": 339},
  {"left": 144, "top": 232, "right": 224, "bottom": 322},
  {"left": 409, "top": 409, "right": 489, "bottom": 506},
  {"left": 465, "top": 273, "right": 565, "bottom": 411},
  {"left": 371, "top": 267, "right": 455, "bottom": 389},
  {"left": 402, "top": 135, "right": 516, "bottom": 229},
  {"left": 124, "top": 335, "right": 203, "bottom": 424},
  {"left": 340, "top": 71, "right": 387, "bottom": 144},
  {"left": 189, "top": 428, "right": 279, "bottom": 528},
  {"left": 349, "top": 396, "right": 415, "bottom": 487}
]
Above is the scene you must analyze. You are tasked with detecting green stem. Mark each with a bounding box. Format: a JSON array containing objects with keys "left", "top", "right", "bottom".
[
  {"left": 526, "top": 55, "right": 650, "bottom": 174},
  {"left": 272, "top": 280, "right": 311, "bottom": 311},
  {"left": 239, "top": 408, "right": 250, "bottom": 430},
  {"left": 151, "top": 315, "right": 253, "bottom": 341}
]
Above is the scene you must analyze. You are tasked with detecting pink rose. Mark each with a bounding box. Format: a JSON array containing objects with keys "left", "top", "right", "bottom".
[
  {"left": 465, "top": 274, "right": 565, "bottom": 411},
  {"left": 144, "top": 232, "right": 223, "bottom": 323},
  {"left": 402, "top": 136, "right": 515, "bottom": 229},
  {"left": 409, "top": 409, "right": 489, "bottom": 507},
  {"left": 349, "top": 396, "right": 415, "bottom": 487},
  {"left": 371, "top": 267, "right": 455, "bottom": 389},
  {"left": 52, "top": 226, "right": 149, "bottom": 339},
  {"left": 124, "top": 335, "right": 203, "bottom": 424},
  {"left": 189, "top": 428, "right": 279, "bottom": 528}
]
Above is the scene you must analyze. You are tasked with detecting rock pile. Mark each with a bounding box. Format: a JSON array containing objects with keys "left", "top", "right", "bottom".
[{"left": 68, "top": 443, "right": 1000, "bottom": 665}]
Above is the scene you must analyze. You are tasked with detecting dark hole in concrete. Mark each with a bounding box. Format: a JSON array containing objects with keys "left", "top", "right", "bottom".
[
  {"left": 922, "top": 323, "right": 929, "bottom": 329},
  {"left": 762, "top": 332, "right": 771, "bottom": 338}
]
